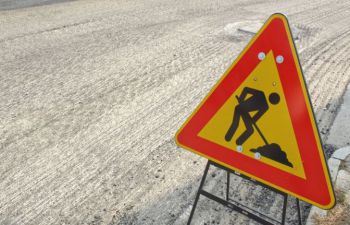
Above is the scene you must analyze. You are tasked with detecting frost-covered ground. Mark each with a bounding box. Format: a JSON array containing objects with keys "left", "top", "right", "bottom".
[{"left": 1, "top": 0, "right": 350, "bottom": 224}]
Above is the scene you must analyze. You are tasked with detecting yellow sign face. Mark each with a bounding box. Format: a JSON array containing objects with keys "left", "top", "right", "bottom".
[{"left": 198, "top": 51, "right": 305, "bottom": 178}]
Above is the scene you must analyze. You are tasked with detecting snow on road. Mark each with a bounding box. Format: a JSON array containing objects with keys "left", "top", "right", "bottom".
[{"left": 1, "top": 0, "right": 350, "bottom": 224}]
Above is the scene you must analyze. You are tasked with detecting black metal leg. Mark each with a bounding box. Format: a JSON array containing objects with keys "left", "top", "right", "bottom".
[
  {"left": 281, "top": 194, "right": 288, "bottom": 225},
  {"left": 296, "top": 198, "right": 302, "bottom": 225},
  {"left": 187, "top": 161, "right": 211, "bottom": 225},
  {"left": 187, "top": 161, "right": 303, "bottom": 225},
  {"left": 226, "top": 170, "right": 230, "bottom": 201}
]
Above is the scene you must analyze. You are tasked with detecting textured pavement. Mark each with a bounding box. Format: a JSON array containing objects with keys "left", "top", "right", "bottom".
[{"left": 1, "top": 0, "right": 350, "bottom": 224}]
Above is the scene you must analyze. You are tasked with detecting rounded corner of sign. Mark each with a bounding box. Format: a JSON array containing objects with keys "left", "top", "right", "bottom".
[
  {"left": 318, "top": 199, "right": 336, "bottom": 210},
  {"left": 314, "top": 192, "right": 337, "bottom": 210},
  {"left": 174, "top": 130, "right": 184, "bottom": 146},
  {"left": 268, "top": 13, "right": 289, "bottom": 24},
  {"left": 325, "top": 191, "right": 337, "bottom": 209},
  {"left": 270, "top": 13, "right": 287, "bottom": 20}
]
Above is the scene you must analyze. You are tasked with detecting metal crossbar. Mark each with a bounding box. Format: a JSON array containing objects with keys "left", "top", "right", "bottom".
[{"left": 187, "top": 161, "right": 302, "bottom": 225}]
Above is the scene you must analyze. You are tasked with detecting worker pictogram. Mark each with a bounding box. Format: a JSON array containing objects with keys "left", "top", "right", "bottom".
[{"left": 224, "top": 86, "right": 293, "bottom": 168}]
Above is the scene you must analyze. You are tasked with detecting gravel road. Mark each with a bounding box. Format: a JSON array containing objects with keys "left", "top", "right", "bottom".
[{"left": 1, "top": 0, "right": 350, "bottom": 224}]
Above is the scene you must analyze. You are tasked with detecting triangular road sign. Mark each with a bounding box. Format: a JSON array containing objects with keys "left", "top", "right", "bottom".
[{"left": 175, "top": 14, "right": 335, "bottom": 209}]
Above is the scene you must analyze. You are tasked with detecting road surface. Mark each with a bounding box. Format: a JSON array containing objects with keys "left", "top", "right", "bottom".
[{"left": 1, "top": 0, "right": 350, "bottom": 224}]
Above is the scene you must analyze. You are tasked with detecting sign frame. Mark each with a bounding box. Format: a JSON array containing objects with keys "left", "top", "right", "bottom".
[{"left": 175, "top": 13, "right": 335, "bottom": 209}]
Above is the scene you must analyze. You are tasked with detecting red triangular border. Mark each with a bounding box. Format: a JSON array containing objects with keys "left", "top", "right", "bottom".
[{"left": 176, "top": 14, "right": 335, "bottom": 209}]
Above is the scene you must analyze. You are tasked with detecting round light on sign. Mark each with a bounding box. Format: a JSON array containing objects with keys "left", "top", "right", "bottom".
[
  {"left": 258, "top": 52, "right": 266, "bottom": 60},
  {"left": 276, "top": 55, "right": 284, "bottom": 64},
  {"left": 254, "top": 152, "right": 261, "bottom": 159}
]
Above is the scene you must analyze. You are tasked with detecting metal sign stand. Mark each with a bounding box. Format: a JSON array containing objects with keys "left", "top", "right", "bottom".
[{"left": 187, "top": 161, "right": 302, "bottom": 225}]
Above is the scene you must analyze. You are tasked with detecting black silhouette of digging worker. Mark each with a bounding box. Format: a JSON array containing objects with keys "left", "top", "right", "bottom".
[{"left": 225, "top": 87, "right": 293, "bottom": 168}]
